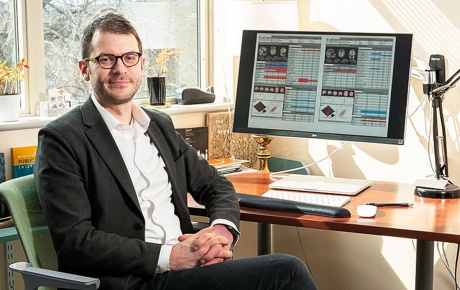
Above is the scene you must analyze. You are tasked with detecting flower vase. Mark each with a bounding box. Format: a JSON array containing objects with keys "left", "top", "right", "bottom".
[
  {"left": 147, "top": 76, "right": 166, "bottom": 106},
  {"left": 0, "top": 94, "right": 20, "bottom": 121}
]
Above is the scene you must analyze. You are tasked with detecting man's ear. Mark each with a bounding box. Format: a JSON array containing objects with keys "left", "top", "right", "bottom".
[
  {"left": 140, "top": 57, "right": 146, "bottom": 71},
  {"left": 78, "top": 60, "right": 90, "bottom": 81}
]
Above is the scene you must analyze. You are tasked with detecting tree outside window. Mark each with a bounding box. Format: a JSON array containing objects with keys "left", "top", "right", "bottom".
[{"left": 42, "top": 0, "right": 199, "bottom": 103}]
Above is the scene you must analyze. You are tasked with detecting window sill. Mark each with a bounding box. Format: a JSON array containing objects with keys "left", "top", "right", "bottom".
[{"left": 0, "top": 102, "right": 233, "bottom": 132}]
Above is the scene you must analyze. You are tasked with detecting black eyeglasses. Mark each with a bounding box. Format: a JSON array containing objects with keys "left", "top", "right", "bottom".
[{"left": 84, "top": 52, "right": 142, "bottom": 69}]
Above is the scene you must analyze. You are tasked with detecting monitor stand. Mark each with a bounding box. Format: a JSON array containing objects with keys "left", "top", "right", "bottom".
[{"left": 414, "top": 183, "right": 460, "bottom": 198}]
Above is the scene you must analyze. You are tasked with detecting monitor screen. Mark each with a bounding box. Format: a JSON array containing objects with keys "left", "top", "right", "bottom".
[{"left": 233, "top": 30, "right": 413, "bottom": 145}]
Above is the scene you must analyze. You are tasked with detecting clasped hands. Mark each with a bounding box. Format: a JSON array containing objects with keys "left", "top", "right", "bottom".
[{"left": 169, "top": 225, "right": 234, "bottom": 271}]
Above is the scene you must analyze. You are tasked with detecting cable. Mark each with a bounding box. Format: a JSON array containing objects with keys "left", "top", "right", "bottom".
[
  {"left": 436, "top": 242, "right": 460, "bottom": 289},
  {"left": 296, "top": 227, "right": 316, "bottom": 284},
  {"left": 296, "top": 227, "right": 310, "bottom": 265},
  {"left": 455, "top": 244, "right": 460, "bottom": 290},
  {"left": 218, "top": 58, "right": 237, "bottom": 160},
  {"left": 406, "top": 92, "right": 428, "bottom": 118},
  {"left": 269, "top": 141, "right": 349, "bottom": 180}
]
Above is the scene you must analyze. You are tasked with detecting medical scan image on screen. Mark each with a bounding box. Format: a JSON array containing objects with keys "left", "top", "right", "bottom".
[{"left": 233, "top": 31, "right": 413, "bottom": 145}]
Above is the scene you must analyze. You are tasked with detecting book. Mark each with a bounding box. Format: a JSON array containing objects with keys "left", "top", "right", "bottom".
[
  {"left": 208, "top": 157, "right": 248, "bottom": 175},
  {"left": 11, "top": 145, "right": 38, "bottom": 178},
  {"left": 0, "top": 152, "right": 5, "bottom": 183},
  {"left": 206, "top": 111, "right": 258, "bottom": 168},
  {"left": 177, "top": 126, "right": 209, "bottom": 159},
  {"left": 0, "top": 152, "right": 9, "bottom": 220}
]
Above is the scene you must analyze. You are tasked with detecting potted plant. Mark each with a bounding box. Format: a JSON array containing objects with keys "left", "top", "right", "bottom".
[
  {"left": 0, "top": 58, "right": 29, "bottom": 121},
  {"left": 148, "top": 49, "right": 183, "bottom": 106}
]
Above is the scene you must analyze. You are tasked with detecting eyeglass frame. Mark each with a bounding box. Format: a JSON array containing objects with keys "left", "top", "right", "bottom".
[{"left": 84, "top": 51, "right": 143, "bottom": 69}]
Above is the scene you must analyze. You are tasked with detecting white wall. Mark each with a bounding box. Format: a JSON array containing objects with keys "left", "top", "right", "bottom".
[{"left": 219, "top": 0, "right": 460, "bottom": 289}]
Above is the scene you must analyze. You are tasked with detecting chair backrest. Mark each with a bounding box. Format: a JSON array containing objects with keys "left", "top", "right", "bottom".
[
  {"left": 268, "top": 156, "right": 311, "bottom": 175},
  {"left": 0, "top": 174, "right": 58, "bottom": 271}
]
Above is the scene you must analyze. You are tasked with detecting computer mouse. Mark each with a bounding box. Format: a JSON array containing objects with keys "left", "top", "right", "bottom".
[{"left": 357, "top": 205, "right": 377, "bottom": 218}]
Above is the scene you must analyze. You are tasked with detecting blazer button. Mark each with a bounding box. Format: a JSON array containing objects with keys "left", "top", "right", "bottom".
[{"left": 133, "top": 222, "right": 143, "bottom": 230}]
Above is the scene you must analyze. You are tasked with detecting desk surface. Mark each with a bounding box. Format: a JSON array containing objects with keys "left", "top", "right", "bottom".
[{"left": 188, "top": 172, "right": 460, "bottom": 243}]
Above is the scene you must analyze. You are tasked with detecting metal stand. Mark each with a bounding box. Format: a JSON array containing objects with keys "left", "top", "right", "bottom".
[
  {"left": 257, "top": 223, "right": 273, "bottom": 255},
  {"left": 4, "top": 241, "right": 14, "bottom": 290},
  {"left": 414, "top": 69, "right": 460, "bottom": 198},
  {"left": 415, "top": 240, "right": 434, "bottom": 290}
]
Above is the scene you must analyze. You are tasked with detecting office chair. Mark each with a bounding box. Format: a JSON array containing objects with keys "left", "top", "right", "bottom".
[
  {"left": 0, "top": 174, "right": 209, "bottom": 290},
  {"left": 0, "top": 174, "right": 100, "bottom": 290},
  {"left": 268, "top": 156, "right": 311, "bottom": 175}
]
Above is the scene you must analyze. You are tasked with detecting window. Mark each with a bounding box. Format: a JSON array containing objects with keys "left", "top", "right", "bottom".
[
  {"left": 0, "top": 1, "right": 19, "bottom": 68},
  {"left": 42, "top": 0, "right": 200, "bottom": 103},
  {"left": 4, "top": 0, "right": 202, "bottom": 117},
  {"left": 0, "top": 0, "right": 26, "bottom": 107}
]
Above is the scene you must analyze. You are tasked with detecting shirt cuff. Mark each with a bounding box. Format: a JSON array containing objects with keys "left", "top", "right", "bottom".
[
  {"left": 157, "top": 244, "right": 173, "bottom": 273},
  {"left": 211, "top": 219, "right": 240, "bottom": 247}
]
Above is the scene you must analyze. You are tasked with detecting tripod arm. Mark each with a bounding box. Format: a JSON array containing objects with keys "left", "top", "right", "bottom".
[{"left": 430, "top": 68, "right": 460, "bottom": 95}]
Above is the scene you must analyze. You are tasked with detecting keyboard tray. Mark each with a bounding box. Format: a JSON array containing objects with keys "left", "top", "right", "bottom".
[{"left": 237, "top": 193, "right": 351, "bottom": 218}]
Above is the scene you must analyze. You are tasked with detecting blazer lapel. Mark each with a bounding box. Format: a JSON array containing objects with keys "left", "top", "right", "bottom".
[
  {"left": 145, "top": 122, "right": 176, "bottom": 183},
  {"left": 145, "top": 122, "right": 191, "bottom": 222},
  {"left": 80, "top": 99, "right": 141, "bottom": 213}
]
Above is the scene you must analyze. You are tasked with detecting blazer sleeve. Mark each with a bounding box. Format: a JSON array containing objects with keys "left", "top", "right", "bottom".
[
  {"left": 145, "top": 109, "right": 240, "bottom": 229},
  {"left": 34, "top": 109, "right": 161, "bottom": 280}
]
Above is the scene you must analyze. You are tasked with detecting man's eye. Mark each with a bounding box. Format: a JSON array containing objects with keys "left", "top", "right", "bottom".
[
  {"left": 125, "top": 54, "right": 137, "bottom": 61},
  {"left": 99, "top": 56, "right": 112, "bottom": 63}
]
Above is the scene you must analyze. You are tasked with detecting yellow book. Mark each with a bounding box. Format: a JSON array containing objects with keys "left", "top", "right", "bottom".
[{"left": 11, "top": 145, "right": 37, "bottom": 178}]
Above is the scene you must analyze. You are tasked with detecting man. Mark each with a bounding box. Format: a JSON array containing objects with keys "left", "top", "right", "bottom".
[{"left": 34, "top": 12, "right": 317, "bottom": 290}]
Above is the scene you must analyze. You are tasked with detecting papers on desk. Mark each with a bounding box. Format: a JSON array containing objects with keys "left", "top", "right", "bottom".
[
  {"left": 415, "top": 178, "right": 448, "bottom": 189},
  {"left": 208, "top": 158, "right": 249, "bottom": 175}
]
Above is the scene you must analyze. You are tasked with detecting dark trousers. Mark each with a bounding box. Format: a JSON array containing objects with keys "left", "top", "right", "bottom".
[{"left": 127, "top": 254, "right": 317, "bottom": 290}]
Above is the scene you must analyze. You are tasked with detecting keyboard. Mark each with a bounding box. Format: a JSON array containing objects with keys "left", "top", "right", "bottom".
[
  {"left": 237, "top": 193, "right": 351, "bottom": 218},
  {"left": 262, "top": 190, "right": 351, "bottom": 207}
]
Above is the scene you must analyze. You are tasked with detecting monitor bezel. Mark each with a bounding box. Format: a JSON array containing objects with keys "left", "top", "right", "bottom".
[{"left": 233, "top": 30, "right": 413, "bottom": 145}]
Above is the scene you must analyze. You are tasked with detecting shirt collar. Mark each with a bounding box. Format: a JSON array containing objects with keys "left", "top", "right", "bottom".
[{"left": 91, "top": 94, "right": 150, "bottom": 133}]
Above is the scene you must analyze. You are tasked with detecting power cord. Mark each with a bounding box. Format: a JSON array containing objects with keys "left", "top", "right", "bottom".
[
  {"left": 220, "top": 59, "right": 237, "bottom": 161},
  {"left": 269, "top": 141, "right": 349, "bottom": 180},
  {"left": 455, "top": 244, "right": 459, "bottom": 290},
  {"left": 295, "top": 227, "right": 317, "bottom": 284},
  {"left": 436, "top": 242, "right": 460, "bottom": 289}
]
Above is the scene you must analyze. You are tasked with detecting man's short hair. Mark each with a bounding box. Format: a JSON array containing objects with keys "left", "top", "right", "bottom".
[{"left": 81, "top": 12, "right": 143, "bottom": 59}]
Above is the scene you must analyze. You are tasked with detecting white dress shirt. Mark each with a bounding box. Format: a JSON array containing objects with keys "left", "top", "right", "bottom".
[{"left": 91, "top": 96, "right": 238, "bottom": 273}]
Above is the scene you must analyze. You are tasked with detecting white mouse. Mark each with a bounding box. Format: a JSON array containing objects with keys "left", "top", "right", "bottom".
[{"left": 357, "top": 205, "right": 377, "bottom": 218}]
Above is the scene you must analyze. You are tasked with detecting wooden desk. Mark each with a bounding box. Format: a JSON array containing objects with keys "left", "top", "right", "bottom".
[{"left": 188, "top": 172, "right": 460, "bottom": 290}]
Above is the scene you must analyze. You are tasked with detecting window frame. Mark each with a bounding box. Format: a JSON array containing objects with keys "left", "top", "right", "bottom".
[
  {"left": 22, "top": 0, "right": 46, "bottom": 116},
  {"left": 21, "top": 0, "right": 210, "bottom": 117}
]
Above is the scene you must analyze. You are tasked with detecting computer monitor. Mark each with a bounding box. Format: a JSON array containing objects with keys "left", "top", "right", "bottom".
[{"left": 233, "top": 30, "right": 413, "bottom": 145}]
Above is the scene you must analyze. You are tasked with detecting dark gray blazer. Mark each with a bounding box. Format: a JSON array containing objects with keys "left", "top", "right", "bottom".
[{"left": 34, "top": 98, "right": 240, "bottom": 290}]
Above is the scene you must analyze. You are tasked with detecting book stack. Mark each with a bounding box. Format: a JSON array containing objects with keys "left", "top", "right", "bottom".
[
  {"left": 0, "top": 152, "right": 9, "bottom": 222},
  {"left": 208, "top": 158, "right": 248, "bottom": 175}
]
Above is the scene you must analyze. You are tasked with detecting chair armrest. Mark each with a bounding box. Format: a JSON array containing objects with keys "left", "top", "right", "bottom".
[
  {"left": 192, "top": 221, "right": 209, "bottom": 233},
  {"left": 10, "top": 262, "right": 100, "bottom": 290}
]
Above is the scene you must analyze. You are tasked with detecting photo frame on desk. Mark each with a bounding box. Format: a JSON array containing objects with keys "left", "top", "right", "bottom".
[
  {"left": 206, "top": 111, "right": 258, "bottom": 168},
  {"left": 176, "top": 126, "right": 209, "bottom": 160}
]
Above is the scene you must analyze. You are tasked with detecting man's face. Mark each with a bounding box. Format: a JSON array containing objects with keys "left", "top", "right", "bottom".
[{"left": 79, "top": 31, "right": 145, "bottom": 106}]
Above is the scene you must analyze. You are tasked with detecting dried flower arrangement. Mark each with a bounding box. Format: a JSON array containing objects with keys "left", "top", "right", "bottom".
[
  {"left": 155, "top": 49, "right": 184, "bottom": 77},
  {"left": 0, "top": 58, "right": 29, "bottom": 95}
]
